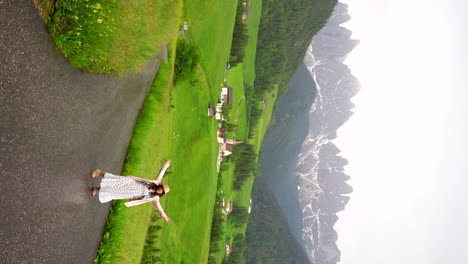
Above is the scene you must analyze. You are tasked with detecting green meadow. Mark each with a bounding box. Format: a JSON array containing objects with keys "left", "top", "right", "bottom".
[
  {"left": 155, "top": 1, "right": 238, "bottom": 262},
  {"left": 45, "top": 0, "right": 181, "bottom": 73},
  {"left": 95, "top": 0, "right": 239, "bottom": 263},
  {"left": 182, "top": 1, "right": 238, "bottom": 91},
  {"left": 95, "top": 44, "right": 176, "bottom": 264}
]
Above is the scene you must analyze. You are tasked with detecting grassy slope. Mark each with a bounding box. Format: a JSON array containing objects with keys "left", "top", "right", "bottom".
[
  {"left": 157, "top": 74, "right": 219, "bottom": 264},
  {"left": 242, "top": 0, "right": 262, "bottom": 87},
  {"left": 146, "top": 1, "right": 239, "bottom": 263},
  {"left": 183, "top": 0, "right": 239, "bottom": 92},
  {"left": 226, "top": 66, "right": 248, "bottom": 140},
  {"left": 97, "top": 0, "right": 238, "bottom": 263},
  {"left": 46, "top": 0, "right": 180, "bottom": 73},
  {"left": 95, "top": 44, "right": 177, "bottom": 264}
]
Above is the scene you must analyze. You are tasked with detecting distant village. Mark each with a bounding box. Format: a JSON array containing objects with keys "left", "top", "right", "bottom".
[
  {"left": 208, "top": 67, "right": 254, "bottom": 257},
  {"left": 208, "top": 82, "right": 245, "bottom": 173},
  {"left": 205, "top": 2, "right": 254, "bottom": 257}
]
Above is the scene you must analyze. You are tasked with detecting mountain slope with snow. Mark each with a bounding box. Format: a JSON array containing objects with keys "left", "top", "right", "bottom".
[
  {"left": 299, "top": 3, "right": 359, "bottom": 262},
  {"left": 256, "top": 3, "right": 360, "bottom": 263}
]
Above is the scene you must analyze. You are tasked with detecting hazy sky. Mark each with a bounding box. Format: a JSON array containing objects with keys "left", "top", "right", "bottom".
[{"left": 334, "top": 0, "right": 468, "bottom": 263}]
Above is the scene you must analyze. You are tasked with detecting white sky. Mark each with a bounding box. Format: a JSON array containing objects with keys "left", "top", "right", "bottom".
[{"left": 334, "top": 0, "right": 468, "bottom": 263}]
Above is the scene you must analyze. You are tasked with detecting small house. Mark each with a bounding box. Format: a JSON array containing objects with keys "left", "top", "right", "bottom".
[
  {"left": 226, "top": 242, "right": 232, "bottom": 255},
  {"left": 217, "top": 128, "right": 227, "bottom": 144},
  {"left": 220, "top": 87, "right": 233, "bottom": 106},
  {"left": 220, "top": 139, "right": 244, "bottom": 156},
  {"left": 215, "top": 103, "right": 225, "bottom": 121},
  {"left": 208, "top": 104, "right": 215, "bottom": 116},
  {"left": 226, "top": 200, "right": 233, "bottom": 215}
]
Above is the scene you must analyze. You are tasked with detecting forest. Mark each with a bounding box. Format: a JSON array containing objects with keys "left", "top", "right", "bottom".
[
  {"left": 245, "top": 176, "right": 310, "bottom": 264},
  {"left": 247, "top": 0, "right": 337, "bottom": 136}
]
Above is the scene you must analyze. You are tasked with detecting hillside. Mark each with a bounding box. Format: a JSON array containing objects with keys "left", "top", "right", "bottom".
[
  {"left": 255, "top": 3, "right": 360, "bottom": 263},
  {"left": 254, "top": 0, "right": 337, "bottom": 95},
  {"left": 245, "top": 176, "right": 310, "bottom": 264}
]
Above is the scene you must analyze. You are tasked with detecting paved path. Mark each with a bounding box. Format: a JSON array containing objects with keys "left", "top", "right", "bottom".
[{"left": 0, "top": 1, "right": 162, "bottom": 263}]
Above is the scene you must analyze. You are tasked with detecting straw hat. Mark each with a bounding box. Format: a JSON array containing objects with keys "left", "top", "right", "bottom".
[{"left": 163, "top": 185, "right": 170, "bottom": 194}]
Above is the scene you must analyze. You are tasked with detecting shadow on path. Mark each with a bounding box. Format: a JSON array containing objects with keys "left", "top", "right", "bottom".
[{"left": 0, "top": 1, "right": 162, "bottom": 263}]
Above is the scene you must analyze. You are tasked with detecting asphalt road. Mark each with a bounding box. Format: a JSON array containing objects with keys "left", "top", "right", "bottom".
[{"left": 0, "top": 1, "right": 162, "bottom": 263}]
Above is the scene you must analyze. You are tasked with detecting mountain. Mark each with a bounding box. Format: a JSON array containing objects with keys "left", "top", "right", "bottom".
[
  {"left": 254, "top": 2, "right": 360, "bottom": 263},
  {"left": 295, "top": 2, "right": 360, "bottom": 262}
]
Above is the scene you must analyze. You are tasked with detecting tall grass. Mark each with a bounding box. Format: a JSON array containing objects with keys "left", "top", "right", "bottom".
[
  {"left": 48, "top": 0, "right": 180, "bottom": 73},
  {"left": 174, "top": 38, "right": 200, "bottom": 84}
]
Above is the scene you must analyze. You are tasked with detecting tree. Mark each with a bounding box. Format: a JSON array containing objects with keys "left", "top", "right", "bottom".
[{"left": 229, "top": 206, "right": 249, "bottom": 228}]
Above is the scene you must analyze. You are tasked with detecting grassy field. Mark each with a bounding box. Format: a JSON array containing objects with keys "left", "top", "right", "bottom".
[
  {"left": 149, "top": 1, "right": 239, "bottom": 262},
  {"left": 95, "top": 44, "right": 176, "bottom": 264},
  {"left": 242, "top": 0, "right": 263, "bottom": 86},
  {"left": 45, "top": 0, "right": 181, "bottom": 73},
  {"left": 183, "top": 0, "right": 238, "bottom": 91},
  {"left": 152, "top": 73, "right": 219, "bottom": 263},
  {"left": 151, "top": 1, "right": 238, "bottom": 262},
  {"left": 225, "top": 66, "right": 248, "bottom": 140},
  {"left": 93, "top": 0, "right": 260, "bottom": 262},
  {"left": 225, "top": 0, "right": 263, "bottom": 141}
]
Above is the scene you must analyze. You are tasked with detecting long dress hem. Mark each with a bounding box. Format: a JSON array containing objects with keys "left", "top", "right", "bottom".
[{"left": 98, "top": 173, "right": 150, "bottom": 203}]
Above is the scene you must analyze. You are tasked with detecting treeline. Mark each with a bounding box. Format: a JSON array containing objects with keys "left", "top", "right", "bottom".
[
  {"left": 231, "top": 143, "right": 259, "bottom": 190},
  {"left": 245, "top": 176, "right": 310, "bottom": 264},
  {"left": 141, "top": 213, "right": 164, "bottom": 263},
  {"left": 229, "top": 1, "right": 249, "bottom": 67},
  {"left": 208, "top": 169, "right": 227, "bottom": 264},
  {"left": 255, "top": 0, "right": 336, "bottom": 95},
  {"left": 222, "top": 234, "right": 248, "bottom": 264},
  {"left": 247, "top": 0, "right": 337, "bottom": 136},
  {"left": 229, "top": 206, "right": 249, "bottom": 228}
]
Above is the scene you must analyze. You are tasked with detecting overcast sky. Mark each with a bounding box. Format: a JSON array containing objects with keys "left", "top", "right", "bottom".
[{"left": 334, "top": 0, "right": 468, "bottom": 263}]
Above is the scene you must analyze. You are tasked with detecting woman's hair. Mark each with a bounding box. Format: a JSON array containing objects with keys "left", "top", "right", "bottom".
[{"left": 147, "top": 183, "right": 165, "bottom": 196}]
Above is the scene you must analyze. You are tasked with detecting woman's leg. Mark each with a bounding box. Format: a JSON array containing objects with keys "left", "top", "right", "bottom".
[
  {"left": 91, "top": 169, "right": 105, "bottom": 178},
  {"left": 91, "top": 187, "right": 101, "bottom": 196}
]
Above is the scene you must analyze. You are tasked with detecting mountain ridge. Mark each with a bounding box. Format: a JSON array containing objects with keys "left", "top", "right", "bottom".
[{"left": 254, "top": 2, "right": 360, "bottom": 263}]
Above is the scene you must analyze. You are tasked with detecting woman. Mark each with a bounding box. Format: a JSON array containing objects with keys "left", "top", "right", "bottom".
[{"left": 91, "top": 160, "right": 172, "bottom": 223}]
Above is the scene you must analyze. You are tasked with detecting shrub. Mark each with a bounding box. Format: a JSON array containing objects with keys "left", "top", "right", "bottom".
[{"left": 174, "top": 39, "right": 200, "bottom": 84}]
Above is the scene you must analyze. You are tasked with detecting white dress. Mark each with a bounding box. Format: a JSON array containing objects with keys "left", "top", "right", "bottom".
[{"left": 99, "top": 173, "right": 151, "bottom": 203}]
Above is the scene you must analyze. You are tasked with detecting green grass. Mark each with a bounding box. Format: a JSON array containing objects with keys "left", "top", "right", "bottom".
[
  {"left": 242, "top": 0, "right": 262, "bottom": 86},
  {"left": 225, "top": 0, "right": 262, "bottom": 141},
  {"left": 95, "top": 45, "right": 176, "bottom": 264},
  {"left": 96, "top": 0, "right": 240, "bottom": 262},
  {"left": 226, "top": 66, "right": 248, "bottom": 140},
  {"left": 183, "top": 0, "right": 238, "bottom": 91},
  {"left": 47, "top": 0, "right": 181, "bottom": 73},
  {"left": 156, "top": 74, "right": 220, "bottom": 263},
  {"left": 139, "top": 0, "right": 240, "bottom": 262},
  {"left": 37, "top": 0, "right": 55, "bottom": 20}
]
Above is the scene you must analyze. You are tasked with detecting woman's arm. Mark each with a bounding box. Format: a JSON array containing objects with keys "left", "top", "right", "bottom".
[
  {"left": 154, "top": 160, "right": 172, "bottom": 184},
  {"left": 124, "top": 198, "right": 153, "bottom": 207},
  {"left": 152, "top": 197, "right": 170, "bottom": 223},
  {"left": 128, "top": 176, "right": 151, "bottom": 183}
]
